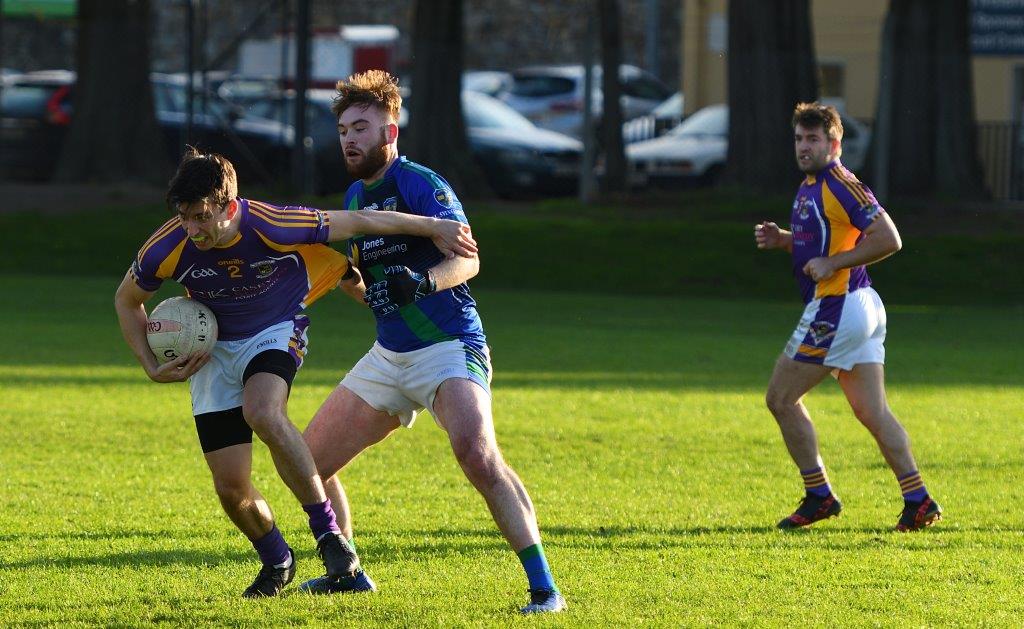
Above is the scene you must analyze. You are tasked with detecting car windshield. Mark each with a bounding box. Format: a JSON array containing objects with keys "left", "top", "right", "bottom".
[
  {"left": 154, "top": 80, "right": 230, "bottom": 118},
  {"left": 509, "top": 75, "right": 575, "bottom": 97},
  {"left": 670, "top": 106, "right": 727, "bottom": 138},
  {"left": 463, "top": 93, "right": 535, "bottom": 131}
]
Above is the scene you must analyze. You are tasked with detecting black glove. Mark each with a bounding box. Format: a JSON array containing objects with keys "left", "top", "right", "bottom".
[{"left": 363, "top": 266, "right": 436, "bottom": 316}]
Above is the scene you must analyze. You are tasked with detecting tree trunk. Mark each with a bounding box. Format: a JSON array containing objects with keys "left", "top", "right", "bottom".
[
  {"left": 406, "top": 0, "right": 491, "bottom": 198},
  {"left": 868, "top": 0, "right": 985, "bottom": 199},
  {"left": 726, "top": 0, "right": 818, "bottom": 192},
  {"left": 599, "top": 0, "right": 627, "bottom": 193},
  {"left": 55, "top": 0, "right": 166, "bottom": 184}
]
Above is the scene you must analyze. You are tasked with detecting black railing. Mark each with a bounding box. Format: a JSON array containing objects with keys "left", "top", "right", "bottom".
[{"left": 977, "top": 121, "right": 1023, "bottom": 201}]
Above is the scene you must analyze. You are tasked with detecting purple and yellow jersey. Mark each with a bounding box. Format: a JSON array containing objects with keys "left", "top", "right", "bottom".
[
  {"left": 129, "top": 198, "right": 348, "bottom": 341},
  {"left": 790, "top": 160, "right": 885, "bottom": 304}
]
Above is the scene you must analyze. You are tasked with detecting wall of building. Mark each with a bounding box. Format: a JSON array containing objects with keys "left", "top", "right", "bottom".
[{"left": 681, "top": 0, "right": 1024, "bottom": 124}]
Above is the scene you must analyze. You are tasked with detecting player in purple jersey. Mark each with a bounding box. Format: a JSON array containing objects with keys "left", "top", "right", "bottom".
[
  {"left": 754, "top": 102, "right": 941, "bottom": 532},
  {"left": 113, "top": 148, "right": 476, "bottom": 598},
  {"left": 296, "top": 70, "right": 565, "bottom": 614}
]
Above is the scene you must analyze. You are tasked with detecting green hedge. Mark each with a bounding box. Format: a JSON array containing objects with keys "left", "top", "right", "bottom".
[{"left": 2, "top": 191, "right": 1019, "bottom": 306}]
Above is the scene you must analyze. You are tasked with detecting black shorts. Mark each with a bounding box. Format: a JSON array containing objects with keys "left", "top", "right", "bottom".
[{"left": 193, "top": 349, "right": 298, "bottom": 453}]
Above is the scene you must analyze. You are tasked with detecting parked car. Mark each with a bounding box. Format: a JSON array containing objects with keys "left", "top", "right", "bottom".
[
  {"left": 462, "top": 70, "right": 512, "bottom": 98},
  {"left": 622, "top": 90, "right": 684, "bottom": 144},
  {"left": 459, "top": 90, "right": 582, "bottom": 198},
  {"left": 0, "top": 70, "right": 75, "bottom": 180},
  {"left": 500, "top": 64, "right": 673, "bottom": 139},
  {"left": 0, "top": 70, "right": 292, "bottom": 184},
  {"left": 151, "top": 73, "right": 293, "bottom": 184},
  {"left": 242, "top": 85, "right": 583, "bottom": 198},
  {"left": 626, "top": 104, "right": 871, "bottom": 187}
]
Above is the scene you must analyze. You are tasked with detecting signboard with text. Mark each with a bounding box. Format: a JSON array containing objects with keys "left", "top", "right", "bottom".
[{"left": 972, "top": 0, "right": 1024, "bottom": 56}]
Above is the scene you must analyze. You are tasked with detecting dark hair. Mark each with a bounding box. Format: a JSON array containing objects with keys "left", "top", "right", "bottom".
[
  {"left": 792, "top": 101, "right": 844, "bottom": 143},
  {"left": 165, "top": 147, "right": 238, "bottom": 212},
  {"left": 331, "top": 69, "right": 402, "bottom": 122}
]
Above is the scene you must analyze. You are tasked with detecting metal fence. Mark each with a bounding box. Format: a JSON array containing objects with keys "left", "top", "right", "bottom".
[{"left": 977, "top": 122, "right": 1023, "bottom": 201}]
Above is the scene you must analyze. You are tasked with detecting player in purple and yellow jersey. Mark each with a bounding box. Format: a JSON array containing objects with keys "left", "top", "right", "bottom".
[
  {"left": 296, "top": 70, "right": 565, "bottom": 614},
  {"left": 755, "top": 102, "right": 941, "bottom": 532},
  {"left": 113, "top": 148, "right": 476, "bottom": 598}
]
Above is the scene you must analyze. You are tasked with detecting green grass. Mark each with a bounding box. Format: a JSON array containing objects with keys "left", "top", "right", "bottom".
[
  {"left": 1, "top": 274, "right": 1022, "bottom": 627},
  {"left": 1, "top": 190, "right": 1021, "bottom": 306}
]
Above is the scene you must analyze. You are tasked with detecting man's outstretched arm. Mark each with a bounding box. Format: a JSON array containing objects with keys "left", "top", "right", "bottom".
[{"left": 326, "top": 210, "right": 477, "bottom": 258}]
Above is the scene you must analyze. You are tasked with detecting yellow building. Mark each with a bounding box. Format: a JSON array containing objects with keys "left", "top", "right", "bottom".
[{"left": 682, "top": 0, "right": 1024, "bottom": 124}]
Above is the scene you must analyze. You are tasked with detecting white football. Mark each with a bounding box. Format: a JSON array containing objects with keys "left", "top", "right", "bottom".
[{"left": 147, "top": 297, "right": 218, "bottom": 364}]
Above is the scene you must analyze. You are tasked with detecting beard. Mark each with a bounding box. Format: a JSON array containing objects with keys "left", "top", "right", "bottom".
[{"left": 345, "top": 130, "right": 390, "bottom": 179}]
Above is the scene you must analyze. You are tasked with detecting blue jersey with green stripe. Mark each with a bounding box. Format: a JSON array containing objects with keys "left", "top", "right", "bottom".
[{"left": 344, "top": 156, "right": 486, "bottom": 353}]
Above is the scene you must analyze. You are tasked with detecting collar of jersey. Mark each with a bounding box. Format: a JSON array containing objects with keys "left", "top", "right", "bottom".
[
  {"left": 803, "top": 159, "right": 841, "bottom": 185},
  {"left": 363, "top": 155, "right": 406, "bottom": 191}
]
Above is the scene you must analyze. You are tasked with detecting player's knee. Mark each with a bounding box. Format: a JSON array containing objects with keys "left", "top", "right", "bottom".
[
  {"left": 453, "top": 438, "right": 502, "bottom": 484},
  {"left": 765, "top": 389, "right": 791, "bottom": 417},
  {"left": 212, "top": 477, "right": 250, "bottom": 508},
  {"left": 242, "top": 403, "right": 286, "bottom": 438}
]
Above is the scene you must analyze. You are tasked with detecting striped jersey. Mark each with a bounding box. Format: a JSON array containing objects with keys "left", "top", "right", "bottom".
[
  {"left": 790, "top": 160, "right": 885, "bottom": 304},
  {"left": 130, "top": 198, "right": 348, "bottom": 340},
  {"left": 344, "top": 156, "right": 486, "bottom": 353}
]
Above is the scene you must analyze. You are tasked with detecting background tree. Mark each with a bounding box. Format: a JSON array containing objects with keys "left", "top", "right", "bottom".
[
  {"left": 55, "top": 0, "right": 166, "bottom": 184},
  {"left": 405, "top": 0, "right": 490, "bottom": 197},
  {"left": 868, "top": 0, "right": 985, "bottom": 199},
  {"left": 725, "top": 0, "right": 818, "bottom": 192},
  {"left": 599, "top": 0, "right": 627, "bottom": 193}
]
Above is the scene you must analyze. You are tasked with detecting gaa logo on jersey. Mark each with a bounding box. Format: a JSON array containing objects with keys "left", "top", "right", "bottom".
[
  {"left": 809, "top": 320, "right": 837, "bottom": 345},
  {"left": 434, "top": 187, "right": 454, "bottom": 208},
  {"left": 383, "top": 196, "right": 398, "bottom": 212},
  {"left": 796, "top": 195, "right": 816, "bottom": 220},
  {"left": 252, "top": 260, "right": 277, "bottom": 279}
]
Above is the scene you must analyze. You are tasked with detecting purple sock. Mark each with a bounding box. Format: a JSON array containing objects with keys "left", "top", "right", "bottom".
[
  {"left": 303, "top": 499, "right": 341, "bottom": 540},
  {"left": 252, "top": 525, "right": 291, "bottom": 567},
  {"left": 800, "top": 466, "right": 833, "bottom": 498}
]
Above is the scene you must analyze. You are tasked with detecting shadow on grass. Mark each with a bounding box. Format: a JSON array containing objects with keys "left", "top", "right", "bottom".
[{"left": 373, "top": 524, "right": 1024, "bottom": 554}]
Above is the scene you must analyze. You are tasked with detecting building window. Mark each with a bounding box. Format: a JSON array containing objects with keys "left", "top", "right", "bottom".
[{"left": 818, "top": 62, "right": 845, "bottom": 99}]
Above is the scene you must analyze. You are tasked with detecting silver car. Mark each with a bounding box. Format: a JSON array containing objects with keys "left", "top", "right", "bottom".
[
  {"left": 627, "top": 104, "right": 871, "bottom": 187},
  {"left": 500, "top": 64, "right": 672, "bottom": 139}
]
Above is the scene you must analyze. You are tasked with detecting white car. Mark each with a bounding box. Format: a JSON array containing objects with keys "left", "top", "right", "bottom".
[
  {"left": 500, "top": 64, "right": 673, "bottom": 139},
  {"left": 627, "top": 104, "right": 871, "bottom": 187}
]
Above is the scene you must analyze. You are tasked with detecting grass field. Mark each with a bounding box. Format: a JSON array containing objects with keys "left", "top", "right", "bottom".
[{"left": 1, "top": 269, "right": 1022, "bottom": 627}]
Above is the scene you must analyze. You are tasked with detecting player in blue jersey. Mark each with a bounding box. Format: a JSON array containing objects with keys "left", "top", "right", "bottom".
[
  {"left": 754, "top": 102, "right": 941, "bottom": 532},
  {"left": 297, "top": 70, "right": 565, "bottom": 614},
  {"left": 113, "top": 148, "right": 476, "bottom": 598}
]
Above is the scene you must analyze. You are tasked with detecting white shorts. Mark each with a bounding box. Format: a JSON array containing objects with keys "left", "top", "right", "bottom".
[
  {"left": 189, "top": 316, "right": 310, "bottom": 415},
  {"left": 341, "top": 339, "right": 492, "bottom": 428},
  {"left": 784, "top": 286, "right": 886, "bottom": 371}
]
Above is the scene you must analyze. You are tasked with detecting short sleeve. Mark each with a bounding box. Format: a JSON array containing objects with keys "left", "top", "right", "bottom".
[
  {"left": 397, "top": 165, "right": 469, "bottom": 224},
  {"left": 247, "top": 200, "right": 331, "bottom": 245},
  {"left": 130, "top": 218, "right": 185, "bottom": 292},
  {"left": 827, "top": 168, "right": 885, "bottom": 231}
]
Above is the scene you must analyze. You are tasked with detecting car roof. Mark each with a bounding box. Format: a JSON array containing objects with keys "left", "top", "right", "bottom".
[
  {"left": 511, "top": 64, "right": 646, "bottom": 79},
  {"left": 8, "top": 69, "right": 75, "bottom": 85}
]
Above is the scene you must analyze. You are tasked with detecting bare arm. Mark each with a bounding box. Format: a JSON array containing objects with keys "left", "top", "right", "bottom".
[
  {"left": 802, "top": 213, "right": 902, "bottom": 281},
  {"left": 114, "top": 272, "right": 209, "bottom": 382},
  {"left": 427, "top": 253, "right": 480, "bottom": 291},
  {"left": 325, "top": 210, "right": 477, "bottom": 258},
  {"left": 337, "top": 264, "right": 367, "bottom": 305}
]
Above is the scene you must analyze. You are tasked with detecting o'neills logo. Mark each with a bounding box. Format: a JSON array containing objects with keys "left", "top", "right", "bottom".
[{"left": 218, "top": 258, "right": 245, "bottom": 266}]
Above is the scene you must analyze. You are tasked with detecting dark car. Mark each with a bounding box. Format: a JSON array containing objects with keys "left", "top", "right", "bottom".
[
  {"left": 151, "top": 73, "right": 294, "bottom": 185},
  {"left": 238, "top": 87, "right": 353, "bottom": 194},
  {"left": 0, "top": 70, "right": 74, "bottom": 180},
  {"left": 459, "top": 90, "right": 582, "bottom": 198},
  {"left": 0, "top": 70, "right": 293, "bottom": 185}
]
